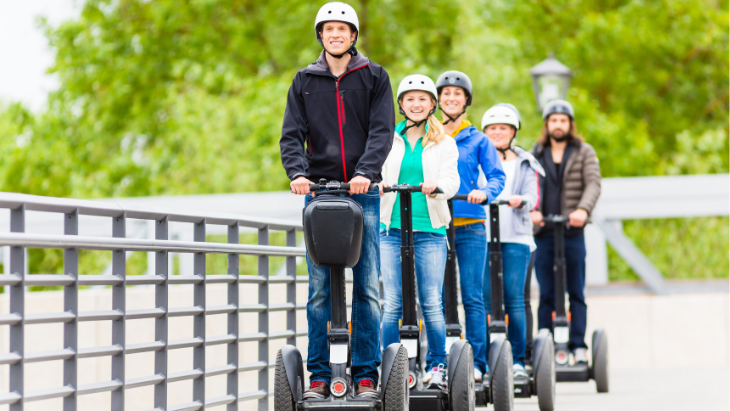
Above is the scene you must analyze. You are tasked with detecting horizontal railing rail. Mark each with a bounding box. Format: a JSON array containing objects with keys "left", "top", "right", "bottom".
[{"left": 0, "top": 192, "right": 313, "bottom": 411}]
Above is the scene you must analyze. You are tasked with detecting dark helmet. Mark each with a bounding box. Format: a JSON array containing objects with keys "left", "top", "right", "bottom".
[
  {"left": 542, "top": 99, "right": 574, "bottom": 120},
  {"left": 435, "top": 71, "right": 473, "bottom": 106}
]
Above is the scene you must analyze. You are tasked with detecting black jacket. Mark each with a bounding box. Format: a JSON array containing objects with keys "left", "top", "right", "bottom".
[{"left": 280, "top": 51, "right": 395, "bottom": 183}]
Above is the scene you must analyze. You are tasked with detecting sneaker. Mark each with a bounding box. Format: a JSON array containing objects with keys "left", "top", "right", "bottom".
[
  {"left": 573, "top": 348, "right": 588, "bottom": 364},
  {"left": 303, "top": 381, "right": 330, "bottom": 399},
  {"left": 428, "top": 365, "right": 447, "bottom": 390},
  {"left": 356, "top": 379, "right": 378, "bottom": 398},
  {"left": 474, "top": 368, "right": 483, "bottom": 382},
  {"left": 423, "top": 370, "right": 432, "bottom": 384},
  {"left": 513, "top": 363, "right": 528, "bottom": 379}
]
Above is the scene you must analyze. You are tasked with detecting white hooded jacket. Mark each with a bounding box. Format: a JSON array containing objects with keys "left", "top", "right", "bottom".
[{"left": 380, "top": 132, "right": 460, "bottom": 230}]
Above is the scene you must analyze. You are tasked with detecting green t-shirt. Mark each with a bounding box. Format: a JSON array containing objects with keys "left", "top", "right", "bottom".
[{"left": 381, "top": 121, "right": 446, "bottom": 235}]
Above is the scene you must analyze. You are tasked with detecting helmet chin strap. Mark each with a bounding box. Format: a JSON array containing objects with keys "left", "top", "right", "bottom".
[
  {"left": 497, "top": 133, "right": 517, "bottom": 160},
  {"left": 399, "top": 106, "right": 436, "bottom": 135},
  {"left": 439, "top": 104, "right": 467, "bottom": 125},
  {"left": 318, "top": 33, "right": 358, "bottom": 59}
]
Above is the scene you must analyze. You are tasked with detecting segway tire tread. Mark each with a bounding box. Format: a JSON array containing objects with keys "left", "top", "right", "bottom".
[
  {"left": 274, "top": 350, "right": 296, "bottom": 411},
  {"left": 592, "top": 330, "right": 609, "bottom": 393},
  {"left": 383, "top": 345, "right": 409, "bottom": 411},
  {"left": 536, "top": 338, "right": 555, "bottom": 411},
  {"left": 449, "top": 342, "right": 475, "bottom": 411},
  {"left": 492, "top": 342, "right": 514, "bottom": 411}
]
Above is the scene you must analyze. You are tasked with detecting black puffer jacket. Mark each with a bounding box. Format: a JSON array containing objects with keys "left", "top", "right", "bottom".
[{"left": 280, "top": 51, "right": 394, "bottom": 183}]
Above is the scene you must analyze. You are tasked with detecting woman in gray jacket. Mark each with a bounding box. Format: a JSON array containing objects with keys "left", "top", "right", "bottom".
[{"left": 480, "top": 104, "right": 545, "bottom": 377}]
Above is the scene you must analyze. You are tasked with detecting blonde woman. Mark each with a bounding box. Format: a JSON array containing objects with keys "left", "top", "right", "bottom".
[{"left": 379, "top": 74, "right": 460, "bottom": 389}]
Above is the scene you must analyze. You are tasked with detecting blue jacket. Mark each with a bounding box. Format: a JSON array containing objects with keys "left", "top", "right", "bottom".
[{"left": 452, "top": 125, "right": 506, "bottom": 219}]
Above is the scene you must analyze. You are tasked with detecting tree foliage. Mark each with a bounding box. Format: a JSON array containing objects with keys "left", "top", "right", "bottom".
[{"left": 0, "top": 0, "right": 727, "bottom": 279}]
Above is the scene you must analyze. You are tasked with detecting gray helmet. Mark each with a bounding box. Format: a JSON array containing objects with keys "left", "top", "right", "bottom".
[
  {"left": 436, "top": 71, "right": 473, "bottom": 105},
  {"left": 542, "top": 99, "right": 574, "bottom": 120}
]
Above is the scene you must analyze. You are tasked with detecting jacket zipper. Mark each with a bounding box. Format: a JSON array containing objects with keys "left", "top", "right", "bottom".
[{"left": 335, "top": 64, "right": 369, "bottom": 182}]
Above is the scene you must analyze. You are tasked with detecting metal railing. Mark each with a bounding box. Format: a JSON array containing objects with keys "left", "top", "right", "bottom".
[{"left": 0, "top": 192, "right": 309, "bottom": 411}]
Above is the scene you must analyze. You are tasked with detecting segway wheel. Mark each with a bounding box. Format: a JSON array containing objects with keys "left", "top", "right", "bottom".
[
  {"left": 274, "top": 350, "right": 297, "bottom": 411},
  {"left": 449, "top": 342, "right": 475, "bottom": 411},
  {"left": 592, "top": 329, "right": 609, "bottom": 393},
  {"left": 492, "top": 341, "right": 514, "bottom": 411},
  {"left": 383, "top": 345, "right": 409, "bottom": 411},
  {"left": 536, "top": 337, "right": 556, "bottom": 411}
]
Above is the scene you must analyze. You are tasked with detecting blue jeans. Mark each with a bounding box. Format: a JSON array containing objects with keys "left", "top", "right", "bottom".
[
  {"left": 484, "top": 243, "right": 530, "bottom": 366},
  {"left": 381, "top": 229, "right": 447, "bottom": 370},
  {"left": 534, "top": 233, "right": 588, "bottom": 350},
  {"left": 305, "top": 189, "right": 382, "bottom": 385},
  {"left": 453, "top": 223, "right": 488, "bottom": 374}
]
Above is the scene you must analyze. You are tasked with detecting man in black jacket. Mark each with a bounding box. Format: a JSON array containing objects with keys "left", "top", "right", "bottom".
[{"left": 280, "top": 2, "right": 394, "bottom": 400}]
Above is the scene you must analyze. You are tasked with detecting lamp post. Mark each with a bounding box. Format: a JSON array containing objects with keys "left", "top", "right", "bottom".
[{"left": 530, "top": 54, "right": 573, "bottom": 112}]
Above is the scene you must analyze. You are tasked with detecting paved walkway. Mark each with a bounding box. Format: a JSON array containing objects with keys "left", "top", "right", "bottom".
[{"left": 484, "top": 366, "right": 729, "bottom": 411}]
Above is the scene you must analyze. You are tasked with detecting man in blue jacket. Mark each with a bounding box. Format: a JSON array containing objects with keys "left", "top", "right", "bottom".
[
  {"left": 436, "top": 71, "right": 505, "bottom": 381},
  {"left": 280, "top": 2, "right": 394, "bottom": 400}
]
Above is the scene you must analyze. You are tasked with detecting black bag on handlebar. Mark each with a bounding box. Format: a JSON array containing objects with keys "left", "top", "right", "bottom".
[{"left": 303, "top": 196, "right": 364, "bottom": 268}]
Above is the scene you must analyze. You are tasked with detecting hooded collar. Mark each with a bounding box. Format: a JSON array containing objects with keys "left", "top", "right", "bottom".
[
  {"left": 306, "top": 50, "right": 370, "bottom": 76},
  {"left": 513, "top": 147, "right": 546, "bottom": 176}
]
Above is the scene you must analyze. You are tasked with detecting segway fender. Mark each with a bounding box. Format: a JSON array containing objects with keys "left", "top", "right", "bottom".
[
  {"left": 380, "top": 342, "right": 402, "bottom": 401},
  {"left": 280, "top": 344, "right": 304, "bottom": 402},
  {"left": 447, "top": 338, "right": 468, "bottom": 384},
  {"left": 487, "top": 335, "right": 508, "bottom": 383},
  {"left": 531, "top": 329, "right": 552, "bottom": 377}
]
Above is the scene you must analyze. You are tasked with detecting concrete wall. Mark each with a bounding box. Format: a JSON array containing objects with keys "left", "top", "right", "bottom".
[{"left": 0, "top": 284, "right": 726, "bottom": 410}]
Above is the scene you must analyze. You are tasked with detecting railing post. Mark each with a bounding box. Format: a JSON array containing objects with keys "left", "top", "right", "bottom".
[
  {"left": 228, "top": 223, "right": 240, "bottom": 410},
  {"left": 258, "top": 225, "right": 269, "bottom": 411},
  {"left": 111, "top": 214, "right": 126, "bottom": 411},
  {"left": 286, "top": 229, "right": 297, "bottom": 346},
  {"left": 63, "top": 209, "right": 79, "bottom": 411},
  {"left": 9, "top": 205, "right": 25, "bottom": 411},
  {"left": 155, "top": 216, "right": 169, "bottom": 410},
  {"left": 194, "top": 220, "right": 207, "bottom": 408}
]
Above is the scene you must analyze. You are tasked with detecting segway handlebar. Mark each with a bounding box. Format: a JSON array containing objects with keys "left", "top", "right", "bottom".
[
  {"left": 542, "top": 214, "right": 569, "bottom": 223},
  {"left": 307, "top": 180, "right": 377, "bottom": 192},
  {"left": 450, "top": 194, "right": 488, "bottom": 204},
  {"left": 382, "top": 184, "right": 444, "bottom": 194},
  {"left": 491, "top": 199, "right": 527, "bottom": 207}
]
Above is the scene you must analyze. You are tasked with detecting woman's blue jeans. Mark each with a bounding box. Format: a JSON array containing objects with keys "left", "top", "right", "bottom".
[
  {"left": 454, "top": 223, "right": 488, "bottom": 375},
  {"left": 484, "top": 242, "right": 530, "bottom": 366},
  {"left": 381, "top": 229, "right": 447, "bottom": 369}
]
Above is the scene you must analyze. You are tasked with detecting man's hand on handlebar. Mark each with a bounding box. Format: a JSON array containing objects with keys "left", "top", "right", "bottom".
[
  {"left": 291, "top": 176, "right": 313, "bottom": 195},
  {"left": 348, "top": 175, "right": 372, "bottom": 195},
  {"left": 568, "top": 208, "right": 588, "bottom": 227},
  {"left": 508, "top": 195, "right": 524, "bottom": 208},
  {"left": 530, "top": 210, "right": 545, "bottom": 227},
  {"left": 467, "top": 190, "right": 487, "bottom": 204},
  {"left": 420, "top": 181, "right": 439, "bottom": 197}
]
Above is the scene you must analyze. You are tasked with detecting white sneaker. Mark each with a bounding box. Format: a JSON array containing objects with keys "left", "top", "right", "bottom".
[
  {"left": 474, "top": 368, "right": 482, "bottom": 382},
  {"left": 513, "top": 363, "right": 528, "bottom": 379},
  {"left": 573, "top": 348, "right": 588, "bottom": 364},
  {"left": 422, "top": 370, "right": 432, "bottom": 384},
  {"left": 428, "top": 365, "right": 447, "bottom": 390}
]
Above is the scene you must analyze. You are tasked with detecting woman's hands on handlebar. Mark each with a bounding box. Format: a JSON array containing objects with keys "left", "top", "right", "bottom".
[
  {"left": 508, "top": 195, "right": 524, "bottom": 208},
  {"left": 467, "top": 190, "right": 487, "bottom": 204},
  {"left": 420, "top": 181, "right": 439, "bottom": 197}
]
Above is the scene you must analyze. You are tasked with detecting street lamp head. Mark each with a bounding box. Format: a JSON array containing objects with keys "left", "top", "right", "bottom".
[{"left": 530, "top": 54, "right": 573, "bottom": 112}]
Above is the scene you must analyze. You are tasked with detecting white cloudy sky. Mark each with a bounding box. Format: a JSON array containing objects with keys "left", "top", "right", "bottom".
[{"left": 0, "top": 0, "right": 80, "bottom": 111}]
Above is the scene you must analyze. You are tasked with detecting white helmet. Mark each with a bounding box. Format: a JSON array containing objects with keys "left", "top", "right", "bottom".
[
  {"left": 481, "top": 105, "right": 521, "bottom": 131},
  {"left": 314, "top": 2, "right": 359, "bottom": 51},
  {"left": 397, "top": 75, "right": 438, "bottom": 102}
]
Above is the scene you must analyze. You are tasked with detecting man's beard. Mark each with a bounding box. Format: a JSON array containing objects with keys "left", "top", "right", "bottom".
[{"left": 549, "top": 130, "right": 570, "bottom": 142}]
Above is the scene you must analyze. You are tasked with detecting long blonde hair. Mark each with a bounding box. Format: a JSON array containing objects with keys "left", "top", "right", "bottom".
[{"left": 422, "top": 96, "right": 446, "bottom": 146}]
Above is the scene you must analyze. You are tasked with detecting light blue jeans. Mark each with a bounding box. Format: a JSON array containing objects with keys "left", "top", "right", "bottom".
[
  {"left": 454, "top": 223, "right": 488, "bottom": 374},
  {"left": 484, "top": 242, "right": 530, "bottom": 366},
  {"left": 381, "top": 229, "right": 448, "bottom": 369},
  {"left": 305, "top": 189, "right": 382, "bottom": 386}
]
